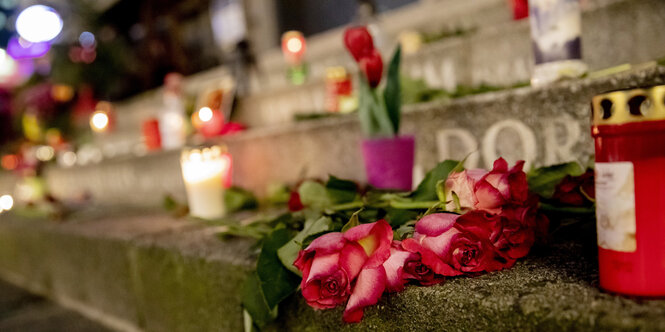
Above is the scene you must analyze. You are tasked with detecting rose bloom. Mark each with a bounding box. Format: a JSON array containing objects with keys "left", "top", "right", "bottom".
[
  {"left": 382, "top": 241, "right": 444, "bottom": 292},
  {"left": 551, "top": 169, "right": 595, "bottom": 206},
  {"left": 402, "top": 213, "right": 508, "bottom": 277},
  {"left": 445, "top": 158, "right": 528, "bottom": 214},
  {"left": 294, "top": 220, "right": 393, "bottom": 323}
]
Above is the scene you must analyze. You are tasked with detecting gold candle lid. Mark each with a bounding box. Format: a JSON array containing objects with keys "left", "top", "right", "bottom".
[{"left": 591, "top": 85, "right": 665, "bottom": 125}]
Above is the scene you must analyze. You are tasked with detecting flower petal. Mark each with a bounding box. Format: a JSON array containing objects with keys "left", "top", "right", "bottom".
[
  {"left": 382, "top": 247, "right": 416, "bottom": 292},
  {"left": 304, "top": 232, "right": 346, "bottom": 255},
  {"left": 414, "top": 213, "right": 458, "bottom": 237},
  {"left": 402, "top": 238, "right": 461, "bottom": 276},
  {"left": 343, "top": 266, "right": 387, "bottom": 323},
  {"left": 474, "top": 180, "right": 505, "bottom": 213},
  {"left": 344, "top": 220, "right": 393, "bottom": 268},
  {"left": 306, "top": 252, "right": 340, "bottom": 283},
  {"left": 339, "top": 242, "right": 368, "bottom": 281}
]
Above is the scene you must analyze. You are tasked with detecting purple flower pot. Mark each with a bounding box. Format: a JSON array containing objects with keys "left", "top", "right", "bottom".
[{"left": 361, "top": 135, "right": 415, "bottom": 191}]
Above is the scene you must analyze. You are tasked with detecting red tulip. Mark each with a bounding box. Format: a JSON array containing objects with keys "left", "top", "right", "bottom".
[
  {"left": 343, "top": 26, "right": 374, "bottom": 61},
  {"left": 359, "top": 50, "right": 383, "bottom": 88}
]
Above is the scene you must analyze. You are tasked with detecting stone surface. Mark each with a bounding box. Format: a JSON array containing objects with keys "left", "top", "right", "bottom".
[
  {"left": 1, "top": 211, "right": 664, "bottom": 331},
  {"left": 0, "top": 208, "right": 255, "bottom": 332},
  {"left": 0, "top": 280, "right": 111, "bottom": 332},
  {"left": 5, "top": 65, "right": 664, "bottom": 207}
]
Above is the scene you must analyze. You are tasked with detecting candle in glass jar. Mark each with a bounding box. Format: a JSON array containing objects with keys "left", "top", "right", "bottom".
[
  {"left": 180, "top": 146, "right": 230, "bottom": 219},
  {"left": 591, "top": 86, "right": 665, "bottom": 297}
]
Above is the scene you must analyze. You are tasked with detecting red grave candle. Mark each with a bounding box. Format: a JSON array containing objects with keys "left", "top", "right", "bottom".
[{"left": 591, "top": 86, "right": 665, "bottom": 297}]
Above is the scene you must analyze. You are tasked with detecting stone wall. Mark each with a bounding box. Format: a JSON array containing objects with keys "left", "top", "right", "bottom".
[{"left": 2, "top": 65, "right": 663, "bottom": 207}]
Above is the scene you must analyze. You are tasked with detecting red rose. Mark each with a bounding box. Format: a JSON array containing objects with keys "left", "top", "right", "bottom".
[
  {"left": 359, "top": 49, "right": 383, "bottom": 88},
  {"left": 288, "top": 191, "right": 304, "bottom": 212},
  {"left": 293, "top": 220, "right": 393, "bottom": 323},
  {"left": 474, "top": 158, "right": 529, "bottom": 213},
  {"left": 343, "top": 26, "right": 374, "bottom": 61},
  {"left": 444, "top": 169, "right": 487, "bottom": 211},
  {"left": 551, "top": 169, "right": 595, "bottom": 206},
  {"left": 402, "top": 213, "right": 507, "bottom": 276},
  {"left": 382, "top": 241, "right": 443, "bottom": 292}
]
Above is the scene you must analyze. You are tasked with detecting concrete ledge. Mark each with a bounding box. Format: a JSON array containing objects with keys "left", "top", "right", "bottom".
[
  {"left": 6, "top": 65, "right": 663, "bottom": 207},
  {"left": 1, "top": 211, "right": 664, "bottom": 331},
  {"left": 0, "top": 210, "right": 254, "bottom": 332}
]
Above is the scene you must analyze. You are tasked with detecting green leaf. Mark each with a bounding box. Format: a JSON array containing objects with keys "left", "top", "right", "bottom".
[
  {"left": 256, "top": 228, "right": 301, "bottom": 310},
  {"left": 242, "top": 272, "right": 278, "bottom": 328},
  {"left": 358, "top": 78, "right": 380, "bottom": 136},
  {"left": 325, "top": 176, "right": 358, "bottom": 204},
  {"left": 297, "top": 181, "right": 332, "bottom": 209},
  {"left": 225, "top": 187, "right": 259, "bottom": 213},
  {"left": 358, "top": 78, "right": 394, "bottom": 137},
  {"left": 527, "top": 162, "right": 584, "bottom": 198},
  {"left": 341, "top": 209, "right": 362, "bottom": 232},
  {"left": 277, "top": 216, "right": 332, "bottom": 275},
  {"left": 384, "top": 208, "right": 421, "bottom": 227},
  {"left": 411, "top": 160, "right": 461, "bottom": 201},
  {"left": 384, "top": 45, "right": 402, "bottom": 134},
  {"left": 395, "top": 224, "right": 415, "bottom": 240}
]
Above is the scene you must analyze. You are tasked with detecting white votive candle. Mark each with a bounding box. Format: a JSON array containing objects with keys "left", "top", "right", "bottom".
[{"left": 180, "top": 146, "right": 229, "bottom": 219}]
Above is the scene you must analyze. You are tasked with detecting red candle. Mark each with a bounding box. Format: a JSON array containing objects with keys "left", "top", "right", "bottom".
[
  {"left": 511, "top": 0, "right": 529, "bottom": 20},
  {"left": 591, "top": 86, "right": 665, "bottom": 297},
  {"left": 142, "top": 118, "right": 162, "bottom": 151}
]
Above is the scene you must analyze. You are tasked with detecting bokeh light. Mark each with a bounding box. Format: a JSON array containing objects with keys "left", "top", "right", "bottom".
[
  {"left": 35, "top": 145, "right": 55, "bottom": 161},
  {"left": 90, "top": 111, "right": 110, "bottom": 132},
  {"left": 198, "top": 107, "right": 213, "bottom": 122},
  {"left": 79, "top": 31, "right": 96, "bottom": 48},
  {"left": 15, "top": 5, "right": 63, "bottom": 43},
  {"left": 0, "top": 194, "right": 13, "bottom": 211}
]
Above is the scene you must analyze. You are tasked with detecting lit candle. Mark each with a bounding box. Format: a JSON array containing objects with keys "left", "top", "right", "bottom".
[{"left": 180, "top": 146, "right": 230, "bottom": 219}]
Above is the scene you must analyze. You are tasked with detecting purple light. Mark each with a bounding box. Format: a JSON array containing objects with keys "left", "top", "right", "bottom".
[{"left": 7, "top": 37, "right": 51, "bottom": 59}]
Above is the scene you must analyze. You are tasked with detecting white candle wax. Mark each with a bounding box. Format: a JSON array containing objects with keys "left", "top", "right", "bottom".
[{"left": 181, "top": 146, "right": 228, "bottom": 219}]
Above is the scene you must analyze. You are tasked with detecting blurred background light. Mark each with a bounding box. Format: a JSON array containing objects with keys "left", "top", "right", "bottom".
[
  {"left": 6, "top": 36, "right": 50, "bottom": 59},
  {"left": 198, "top": 107, "right": 213, "bottom": 122},
  {"left": 0, "top": 194, "right": 13, "bottom": 211},
  {"left": 90, "top": 111, "right": 109, "bottom": 132},
  {"left": 15, "top": 5, "right": 63, "bottom": 43},
  {"left": 79, "top": 31, "right": 95, "bottom": 48}
]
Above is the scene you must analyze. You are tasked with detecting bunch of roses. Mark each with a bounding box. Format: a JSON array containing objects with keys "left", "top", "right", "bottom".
[
  {"left": 294, "top": 158, "right": 548, "bottom": 323},
  {"left": 343, "top": 26, "right": 383, "bottom": 88}
]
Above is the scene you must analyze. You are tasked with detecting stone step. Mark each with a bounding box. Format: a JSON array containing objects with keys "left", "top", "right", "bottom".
[
  {"left": 235, "top": 0, "right": 665, "bottom": 127},
  {"left": 0, "top": 210, "right": 664, "bottom": 331},
  {"left": 2, "top": 64, "right": 663, "bottom": 207}
]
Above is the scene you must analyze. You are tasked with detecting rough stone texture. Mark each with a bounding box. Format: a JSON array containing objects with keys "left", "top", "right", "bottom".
[
  {"left": 1, "top": 211, "right": 664, "bottom": 331},
  {"left": 0, "top": 209, "right": 254, "bottom": 332},
  {"left": 274, "top": 240, "right": 665, "bottom": 331},
  {"left": 0, "top": 280, "right": 111, "bottom": 332},
  {"left": 7, "top": 65, "right": 664, "bottom": 206}
]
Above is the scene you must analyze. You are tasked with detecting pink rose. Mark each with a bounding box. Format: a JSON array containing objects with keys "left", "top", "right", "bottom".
[
  {"left": 402, "top": 213, "right": 508, "bottom": 276},
  {"left": 382, "top": 241, "right": 444, "bottom": 292},
  {"left": 474, "top": 158, "right": 528, "bottom": 213},
  {"left": 294, "top": 220, "right": 393, "bottom": 323},
  {"left": 444, "top": 169, "right": 487, "bottom": 211}
]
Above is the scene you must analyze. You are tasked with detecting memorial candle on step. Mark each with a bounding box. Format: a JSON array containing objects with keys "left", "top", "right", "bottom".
[
  {"left": 180, "top": 146, "right": 230, "bottom": 219},
  {"left": 528, "top": 0, "right": 587, "bottom": 86},
  {"left": 591, "top": 86, "right": 665, "bottom": 297}
]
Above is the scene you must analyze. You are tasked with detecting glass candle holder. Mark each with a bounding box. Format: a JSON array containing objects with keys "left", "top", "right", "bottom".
[
  {"left": 180, "top": 145, "right": 231, "bottom": 219},
  {"left": 591, "top": 85, "right": 665, "bottom": 297},
  {"left": 529, "top": 0, "right": 587, "bottom": 86}
]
